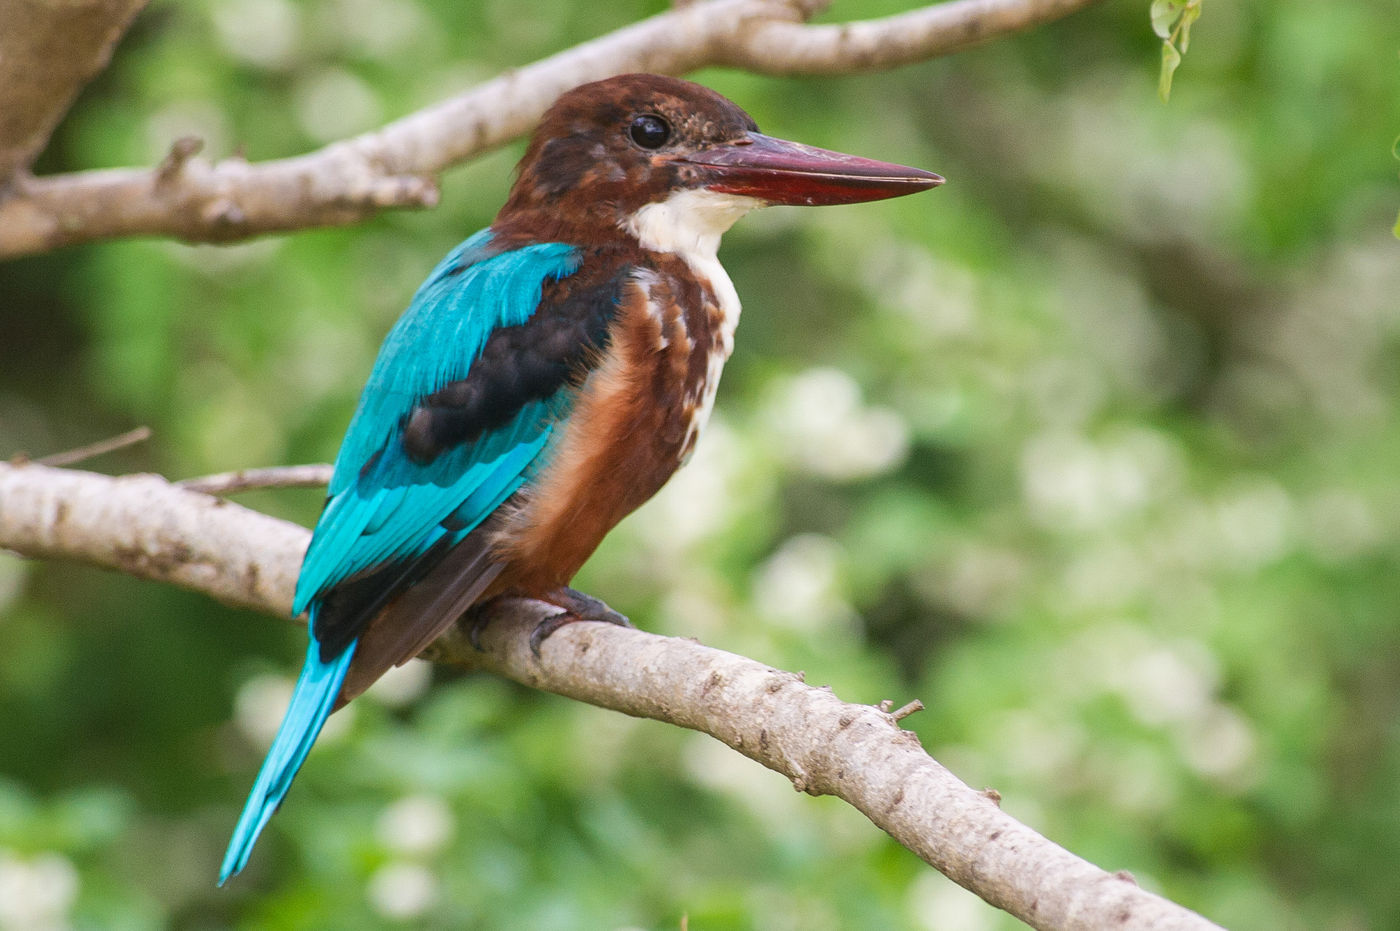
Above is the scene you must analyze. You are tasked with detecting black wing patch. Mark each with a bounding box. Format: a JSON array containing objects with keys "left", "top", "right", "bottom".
[{"left": 400, "top": 261, "right": 629, "bottom": 464}]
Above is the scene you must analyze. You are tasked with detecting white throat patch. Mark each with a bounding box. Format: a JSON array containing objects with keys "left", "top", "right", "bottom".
[
  {"left": 624, "top": 188, "right": 763, "bottom": 458},
  {"left": 624, "top": 188, "right": 762, "bottom": 346}
]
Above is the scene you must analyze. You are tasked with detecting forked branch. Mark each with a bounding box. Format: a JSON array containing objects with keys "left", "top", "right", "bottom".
[{"left": 0, "top": 0, "right": 1103, "bottom": 258}]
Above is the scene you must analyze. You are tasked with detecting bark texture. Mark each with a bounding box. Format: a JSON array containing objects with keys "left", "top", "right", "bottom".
[{"left": 0, "top": 0, "right": 149, "bottom": 186}]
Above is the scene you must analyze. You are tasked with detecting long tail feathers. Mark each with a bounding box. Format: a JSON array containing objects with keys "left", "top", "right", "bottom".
[{"left": 219, "top": 634, "right": 356, "bottom": 884}]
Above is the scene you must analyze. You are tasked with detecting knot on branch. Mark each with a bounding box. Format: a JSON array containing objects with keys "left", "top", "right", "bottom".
[{"left": 155, "top": 136, "right": 204, "bottom": 185}]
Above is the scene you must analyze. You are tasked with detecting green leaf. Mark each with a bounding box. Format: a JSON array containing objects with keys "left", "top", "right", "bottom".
[
  {"left": 1178, "top": 3, "right": 1201, "bottom": 53},
  {"left": 1153, "top": 0, "right": 1202, "bottom": 102},
  {"left": 1150, "top": 0, "right": 1181, "bottom": 39},
  {"left": 1158, "top": 40, "right": 1183, "bottom": 103}
]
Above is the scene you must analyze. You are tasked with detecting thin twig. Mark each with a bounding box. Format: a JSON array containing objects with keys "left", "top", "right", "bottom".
[
  {"left": 33, "top": 426, "right": 152, "bottom": 466},
  {"left": 891, "top": 699, "right": 925, "bottom": 721},
  {"left": 177, "top": 463, "right": 333, "bottom": 496}
]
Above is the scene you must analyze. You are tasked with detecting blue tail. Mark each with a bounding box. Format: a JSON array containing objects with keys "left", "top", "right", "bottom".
[{"left": 219, "top": 631, "right": 356, "bottom": 884}]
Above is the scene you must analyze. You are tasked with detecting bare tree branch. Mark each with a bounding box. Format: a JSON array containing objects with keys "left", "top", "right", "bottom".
[
  {"left": 0, "top": 459, "right": 1224, "bottom": 931},
  {"left": 0, "top": 460, "right": 303, "bottom": 614},
  {"left": 32, "top": 425, "right": 152, "bottom": 467},
  {"left": 0, "top": 0, "right": 1102, "bottom": 259},
  {"left": 723, "top": 0, "right": 1101, "bottom": 73},
  {"left": 0, "top": 0, "right": 148, "bottom": 188},
  {"left": 176, "top": 464, "right": 334, "bottom": 496}
]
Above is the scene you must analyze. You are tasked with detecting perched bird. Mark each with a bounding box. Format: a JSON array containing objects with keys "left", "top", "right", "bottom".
[{"left": 220, "top": 73, "right": 941, "bottom": 882}]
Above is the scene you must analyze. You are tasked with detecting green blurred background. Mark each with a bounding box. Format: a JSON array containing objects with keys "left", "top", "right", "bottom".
[{"left": 2, "top": 0, "right": 1398, "bottom": 927}]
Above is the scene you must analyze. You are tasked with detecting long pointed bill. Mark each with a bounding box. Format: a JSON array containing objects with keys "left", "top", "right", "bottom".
[{"left": 681, "top": 132, "right": 944, "bottom": 206}]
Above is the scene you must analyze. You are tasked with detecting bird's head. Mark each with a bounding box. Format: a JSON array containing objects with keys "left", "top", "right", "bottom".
[{"left": 496, "top": 73, "right": 942, "bottom": 250}]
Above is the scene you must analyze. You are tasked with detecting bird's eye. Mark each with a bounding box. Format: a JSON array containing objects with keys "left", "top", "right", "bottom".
[{"left": 628, "top": 114, "right": 671, "bottom": 149}]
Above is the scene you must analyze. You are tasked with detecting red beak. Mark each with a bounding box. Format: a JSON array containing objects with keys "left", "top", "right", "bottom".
[{"left": 681, "top": 132, "right": 943, "bottom": 206}]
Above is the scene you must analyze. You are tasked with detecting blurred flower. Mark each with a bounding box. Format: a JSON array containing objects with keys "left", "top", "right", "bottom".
[
  {"left": 907, "top": 872, "right": 998, "bottom": 931},
  {"left": 294, "top": 68, "right": 383, "bottom": 144},
  {"left": 0, "top": 851, "right": 78, "bottom": 931},
  {"left": 1059, "top": 541, "right": 1150, "bottom": 611},
  {"left": 762, "top": 368, "right": 910, "bottom": 481},
  {"left": 376, "top": 794, "right": 454, "bottom": 857},
  {"left": 856, "top": 241, "right": 978, "bottom": 341},
  {"left": 1022, "top": 356, "right": 1108, "bottom": 429},
  {"left": 1020, "top": 427, "right": 1183, "bottom": 532},
  {"left": 235, "top": 672, "right": 354, "bottom": 748},
  {"left": 211, "top": 0, "right": 302, "bottom": 69},
  {"left": 1302, "top": 487, "right": 1384, "bottom": 563},
  {"left": 1115, "top": 641, "right": 1220, "bottom": 727},
  {"left": 368, "top": 861, "right": 439, "bottom": 920},
  {"left": 367, "top": 659, "right": 433, "bottom": 708},
  {"left": 1174, "top": 703, "right": 1259, "bottom": 790},
  {"left": 1210, "top": 477, "right": 1294, "bottom": 571},
  {"left": 751, "top": 533, "right": 855, "bottom": 633},
  {"left": 932, "top": 543, "right": 1028, "bottom": 619},
  {"left": 683, "top": 735, "right": 809, "bottom": 837},
  {"left": 990, "top": 709, "right": 1087, "bottom": 784},
  {"left": 319, "top": 0, "right": 430, "bottom": 60}
]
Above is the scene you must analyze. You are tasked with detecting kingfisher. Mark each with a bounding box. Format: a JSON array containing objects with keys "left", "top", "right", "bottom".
[{"left": 220, "top": 73, "right": 941, "bottom": 882}]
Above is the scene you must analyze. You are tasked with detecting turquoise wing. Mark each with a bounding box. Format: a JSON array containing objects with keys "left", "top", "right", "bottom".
[
  {"left": 220, "top": 230, "right": 586, "bottom": 883},
  {"left": 296, "top": 231, "right": 583, "bottom": 615}
]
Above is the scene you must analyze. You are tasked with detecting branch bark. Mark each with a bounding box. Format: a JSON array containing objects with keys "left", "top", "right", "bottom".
[
  {"left": 0, "top": 0, "right": 1103, "bottom": 258},
  {"left": 722, "top": 0, "right": 1102, "bottom": 73},
  {"left": 0, "top": 459, "right": 1223, "bottom": 931},
  {"left": 0, "top": 0, "right": 149, "bottom": 188}
]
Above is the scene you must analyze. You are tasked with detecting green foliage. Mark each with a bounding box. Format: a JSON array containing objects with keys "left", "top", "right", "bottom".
[
  {"left": 3, "top": 0, "right": 1400, "bottom": 927},
  {"left": 1392, "top": 136, "right": 1400, "bottom": 239},
  {"left": 1150, "top": 0, "right": 1201, "bottom": 102}
]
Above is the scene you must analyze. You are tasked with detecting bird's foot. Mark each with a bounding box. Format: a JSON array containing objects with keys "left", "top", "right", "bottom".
[
  {"left": 464, "top": 588, "right": 631, "bottom": 655},
  {"left": 530, "top": 587, "right": 631, "bottom": 657}
]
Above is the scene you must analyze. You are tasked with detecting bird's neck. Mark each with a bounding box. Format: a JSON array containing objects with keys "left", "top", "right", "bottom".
[
  {"left": 494, "top": 188, "right": 762, "bottom": 256},
  {"left": 625, "top": 189, "right": 761, "bottom": 353},
  {"left": 492, "top": 188, "right": 762, "bottom": 338}
]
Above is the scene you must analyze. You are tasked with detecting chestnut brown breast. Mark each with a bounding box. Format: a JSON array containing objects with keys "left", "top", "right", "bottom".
[{"left": 487, "top": 253, "right": 728, "bottom": 594}]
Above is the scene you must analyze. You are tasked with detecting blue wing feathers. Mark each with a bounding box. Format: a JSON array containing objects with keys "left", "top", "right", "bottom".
[
  {"left": 328, "top": 233, "right": 580, "bottom": 496},
  {"left": 223, "top": 231, "right": 582, "bottom": 881}
]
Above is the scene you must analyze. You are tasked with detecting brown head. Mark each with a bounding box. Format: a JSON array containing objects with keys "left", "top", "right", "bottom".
[{"left": 495, "top": 73, "right": 942, "bottom": 246}]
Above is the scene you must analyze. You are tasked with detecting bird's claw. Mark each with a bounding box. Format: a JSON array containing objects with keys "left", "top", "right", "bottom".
[
  {"left": 529, "top": 588, "right": 631, "bottom": 658},
  {"left": 466, "top": 610, "right": 492, "bottom": 652},
  {"left": 465, "top": 589, "right": 630, "bottom": 656}
]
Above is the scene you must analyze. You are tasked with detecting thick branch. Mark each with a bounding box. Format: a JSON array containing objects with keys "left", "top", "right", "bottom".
[
  {"left": 0, "top": 0, "right": 148, "bottom": 187},
  {"left": 0, "top": 460, "right": 1222, "bottom": 931},
  {"left": 0, "top": 0, "right": 1102, "bottom": 258},
  {"left": 0, "top": 460, "right": 303, "bottom": 613}
]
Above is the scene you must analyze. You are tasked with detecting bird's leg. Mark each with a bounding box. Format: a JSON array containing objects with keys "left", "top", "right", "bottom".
[
  {"left": 464, "top": 587, "right": 631, "bottom": 655},
  {"left": 529, "top": 587, "right": 631, "bottom": 656}
]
